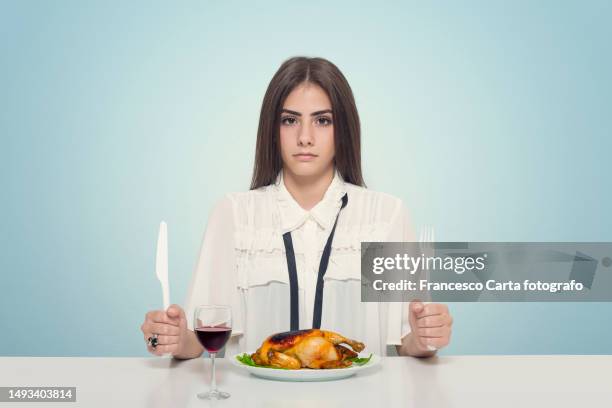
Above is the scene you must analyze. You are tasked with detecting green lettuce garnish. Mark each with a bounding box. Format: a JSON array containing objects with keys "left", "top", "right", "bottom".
[
  {"left": 348, "top": 353, "right": 373, "bottom": 366},
  {"left": 235, "top": 353, "right": 288, "bottom": 369},
  {"left": 235, "top": 353, "right": 258, "bottom": 367}
]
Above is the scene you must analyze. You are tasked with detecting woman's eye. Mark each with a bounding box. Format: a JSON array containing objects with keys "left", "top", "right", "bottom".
[
  {"left": 316, "top": 116, "right": 332, "bottom": 126},
  {"left": 281, "top": 116, "right": 298, "bottom": 126}
]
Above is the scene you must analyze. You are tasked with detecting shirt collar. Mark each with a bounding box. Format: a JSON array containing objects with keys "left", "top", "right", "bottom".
[{"left": 274, "top": 168, "right": 347, "bottom": 233}]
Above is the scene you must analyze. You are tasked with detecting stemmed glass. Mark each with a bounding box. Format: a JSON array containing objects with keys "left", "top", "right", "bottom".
[{"left": 193, "top": 305, "right": 232, "bottom": 400}]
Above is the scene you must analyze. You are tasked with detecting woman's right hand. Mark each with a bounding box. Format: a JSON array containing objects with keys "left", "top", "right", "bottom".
[{"left": 141, "top": 304, "right": 189, "bottom": 357}]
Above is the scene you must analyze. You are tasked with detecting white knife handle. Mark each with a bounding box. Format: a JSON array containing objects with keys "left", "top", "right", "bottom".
[
  {"left": 156, "top": 221, "right": 170, "bottom": 312},
  {"left": 162, "top": 288, "right": 170, "bottom": 311}
]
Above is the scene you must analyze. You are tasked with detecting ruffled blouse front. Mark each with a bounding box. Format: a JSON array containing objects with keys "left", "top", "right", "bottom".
[{"left": 184, "top": 169, "right": 416, "bottom": 356}]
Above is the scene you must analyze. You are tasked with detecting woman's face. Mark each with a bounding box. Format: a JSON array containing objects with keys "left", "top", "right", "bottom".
[{"left": 279, "top": 82, "right": 335, "bottom": 179}]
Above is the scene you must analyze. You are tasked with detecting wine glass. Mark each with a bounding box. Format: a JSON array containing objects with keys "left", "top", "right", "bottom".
[{"left": 193, "top": 305, "right": 232, "bottom": 400}]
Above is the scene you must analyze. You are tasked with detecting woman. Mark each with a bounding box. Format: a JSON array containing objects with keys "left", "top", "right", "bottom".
[{"left": 141, "top": 57, "right": 453, "bottom": 359}]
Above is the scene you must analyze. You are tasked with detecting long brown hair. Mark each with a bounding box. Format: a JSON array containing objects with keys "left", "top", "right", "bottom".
[{"left": 250, "top": 57, "right": 365, "bottom": 189}]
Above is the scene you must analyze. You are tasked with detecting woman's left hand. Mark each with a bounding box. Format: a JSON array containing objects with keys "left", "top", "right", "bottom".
[{"left": 404, "top": 301, "right": 453, "bottom": 356}]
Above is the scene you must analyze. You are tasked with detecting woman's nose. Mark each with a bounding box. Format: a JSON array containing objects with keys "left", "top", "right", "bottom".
[{"left": 297, "top": 122, "right": 314, "bottom": 146}]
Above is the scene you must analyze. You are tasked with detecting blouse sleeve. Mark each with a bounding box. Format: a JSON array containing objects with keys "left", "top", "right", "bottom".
[
  {"left": 384, "top": 199, "right": 417, "bottom": 345},
  {"left": 184, "top": 194, "right": 243, "bottom": 337}
]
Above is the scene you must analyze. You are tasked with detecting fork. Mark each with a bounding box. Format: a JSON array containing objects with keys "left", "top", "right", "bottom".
[{"left": 419, "top": 224, "right": 437, "bottom": 351}]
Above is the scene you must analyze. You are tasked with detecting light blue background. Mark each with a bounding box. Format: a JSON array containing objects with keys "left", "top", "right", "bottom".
[{"left": 1, "top": 1, "right": 611, "bottom": 356}]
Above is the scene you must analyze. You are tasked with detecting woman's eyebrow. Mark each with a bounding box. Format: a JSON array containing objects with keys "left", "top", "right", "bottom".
[
  {"left": 281, "top": 108, "right": 332, "bottom": 116},
  {"left": 311, "top": 109, "right": 332, "bottom": 116}
]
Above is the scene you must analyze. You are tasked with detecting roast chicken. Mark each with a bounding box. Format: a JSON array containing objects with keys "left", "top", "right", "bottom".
[{"left": 251, "top": 329, "right": 365, "bottom": 369}]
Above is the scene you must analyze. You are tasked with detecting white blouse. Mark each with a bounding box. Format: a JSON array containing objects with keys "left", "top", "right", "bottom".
[{"left": 184, "top": 168, "right": 416, "bottom": 357}]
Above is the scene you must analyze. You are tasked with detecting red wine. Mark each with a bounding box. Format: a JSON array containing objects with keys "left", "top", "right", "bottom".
[{"left": 195, "top": 326, "right": 232, "bottom": 352}]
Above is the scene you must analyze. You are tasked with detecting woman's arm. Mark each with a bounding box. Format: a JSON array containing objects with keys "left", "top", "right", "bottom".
[
  {"left": 385, "top": 200, "right": 453, "bottom": 357},
  {"left": 181, "top": 194, "right": 243, "bottom": 356}
]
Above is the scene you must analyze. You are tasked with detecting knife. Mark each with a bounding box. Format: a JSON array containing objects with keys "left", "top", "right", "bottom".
[{"left": 156, "top": 221, "right": 170, "bottom": 311}]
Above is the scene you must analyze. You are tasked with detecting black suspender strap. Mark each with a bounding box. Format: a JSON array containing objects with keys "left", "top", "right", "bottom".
[
  {"left": 312, "top": 192, "right": 348, "bottom": 329},
  {"left": 282, "top": 231, "right": 300, "bottom": 331},
  {"left": 282, "top": 193, "right": 349, "bottom": 331}
]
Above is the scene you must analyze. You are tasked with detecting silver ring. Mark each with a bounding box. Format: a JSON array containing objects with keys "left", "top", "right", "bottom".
[{"left": 147, "top": 333, "right": 158, "bottom": 348}]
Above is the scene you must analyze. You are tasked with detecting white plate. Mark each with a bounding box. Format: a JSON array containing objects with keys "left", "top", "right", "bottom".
[{"left": 230, "top": 352, "right": 381, "bottom": 382}]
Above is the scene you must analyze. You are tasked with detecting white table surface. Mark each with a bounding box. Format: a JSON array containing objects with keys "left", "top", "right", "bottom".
[{"left": 1, "top": 355, "right": 610, "bottom": 407}]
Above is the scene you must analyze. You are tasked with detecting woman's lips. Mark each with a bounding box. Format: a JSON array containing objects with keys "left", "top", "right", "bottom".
[{"left": 294, "top": 154, "right": 317, "bottom": 162}]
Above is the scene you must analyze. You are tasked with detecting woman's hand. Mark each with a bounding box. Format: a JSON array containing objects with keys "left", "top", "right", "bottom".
[
  {"left": 398, "top": 301, "right": 453, "bottom": 357},
  {"left": 141, "top": 304, "right": 190, "bottom": 357}
]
